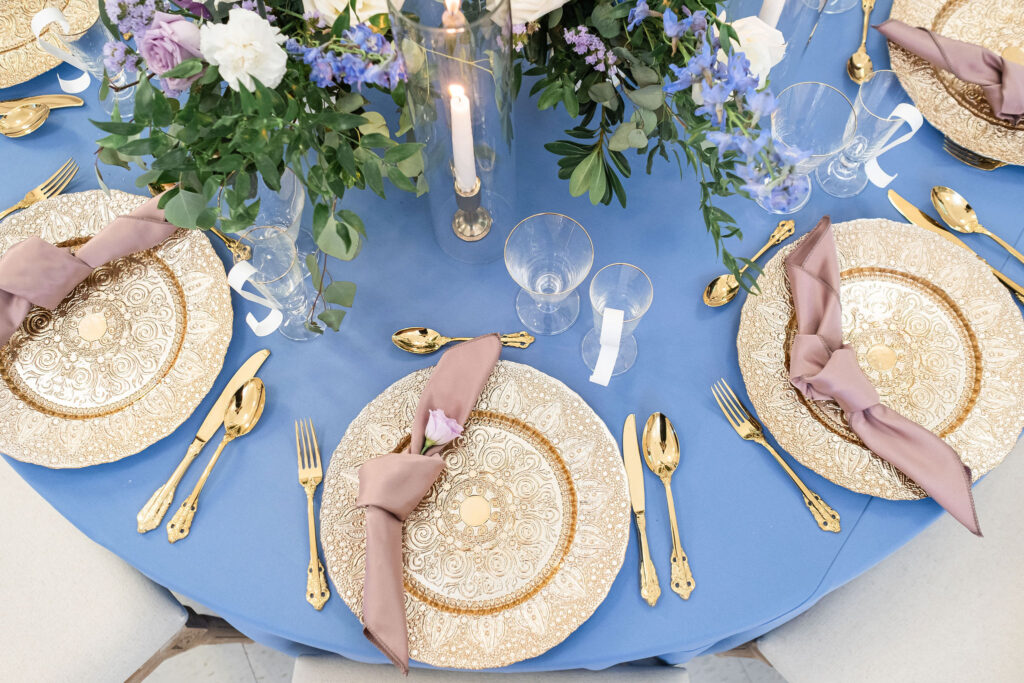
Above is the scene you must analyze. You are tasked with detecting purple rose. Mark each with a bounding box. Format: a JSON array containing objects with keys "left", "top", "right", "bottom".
[
  {"left": 172, "top": 0, "right": 212, "bottom": 19},
  {"left": 138, "top": 12, "right": 203, "bottom": 94}
]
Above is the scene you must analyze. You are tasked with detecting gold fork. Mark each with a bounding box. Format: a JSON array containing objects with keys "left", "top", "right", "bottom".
[
  {"left": 942, "top": 138, "right": 1006, "bottom": 171},
  {"left": 0, "top": 158, "right": 78, "bottom": 221},
  {"left": 296, "top": 419, "right": 330, "bottom": 610},
  {"left": 711, "top": 379, "right": 840, "bottom": 533}
]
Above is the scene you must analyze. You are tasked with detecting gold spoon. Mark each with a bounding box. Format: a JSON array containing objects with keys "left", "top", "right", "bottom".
[
  {"left": 642, "top": 413, "right": 695, "bottom": 600},
  {"left": 703, "top": 220, "right": 795, "bottom": 307},
  {"left": 0, "top": 103, "right": 50, "bottom": 138},
  {"left": 931, "top": 186, "right": 1024, "bottom": 267},
  {"left": 167, "top": 378, "right": 266, "bottom": 543},
  {"left": 392, "top": 327, "right": 535, "bottom": 354},
  {"left": 847, "top": 0, "right": 876, "bottom": 84}
]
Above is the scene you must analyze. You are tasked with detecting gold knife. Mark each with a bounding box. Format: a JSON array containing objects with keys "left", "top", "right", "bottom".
[
  {"left": 0, "top": 94, "right": 84, "bottom": 114},
  {"left": 137, "top": 349, "right": 271, "bottom": 532},
  {"left": 623, "top": 414, "right": 660, "bottom": 606},
  {"left": 888, "top": 190, "right": 1024, "bottom": 299}
]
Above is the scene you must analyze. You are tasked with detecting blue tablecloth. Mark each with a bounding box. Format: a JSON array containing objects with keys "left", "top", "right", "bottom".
[{"left": 3, "top": 1, "right": 1023, "bottom": 671}]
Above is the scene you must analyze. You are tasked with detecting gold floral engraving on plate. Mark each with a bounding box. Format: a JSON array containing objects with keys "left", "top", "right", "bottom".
[
  {"left": 0, "top": 239, "right": 188, "bottom": 419},
  {"left": 889, "top": 0, "right": 1024, "bottom": 165},
  {"left": 0, "top": 191, "right": 233, "bottom": 468},
  {"left": 738, "top": 219, "right": 1024, "bottom": 500},
  {"left": 320, "top": 361, "right": 630, "bottom": 670},
  {"left": 0, "top": 0, "right": 99, "bottom": 88}
]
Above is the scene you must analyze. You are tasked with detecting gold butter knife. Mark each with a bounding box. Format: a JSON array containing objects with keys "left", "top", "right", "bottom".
[
  {"left": 0, "top": 95, "right": 84, "bottom": 114},
  {"left": 623, "top": 414, "right": 660, "bottom": 606},
  {"left": 137, "top": 349, "right": 271, "bottom": 532},
  {"left": 888, "top": 190, "right": 1024, "bottom": 301}
]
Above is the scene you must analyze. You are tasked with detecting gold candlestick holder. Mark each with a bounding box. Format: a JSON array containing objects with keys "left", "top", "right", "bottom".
[{"left": 452, "top": 178, "right": 492, "bottom": 242}]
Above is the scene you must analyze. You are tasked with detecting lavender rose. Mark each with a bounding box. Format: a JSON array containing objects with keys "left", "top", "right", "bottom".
[
  {"left": 138, "top": 12, "right": 203, "bottom": 94},
  {"left": 171, "top": 0, "right": 212, "bottom": 19},
  {"left": 420, "top": 409, "right": 463, "bottom": 453}
]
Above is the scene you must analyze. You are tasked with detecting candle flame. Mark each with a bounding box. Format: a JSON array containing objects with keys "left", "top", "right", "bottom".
[
  {"left": 449, "top": 84, "right": 466, "bottom": 99},
  {"left": 444, "top": 0, "right": 459, "bottom": 14}
]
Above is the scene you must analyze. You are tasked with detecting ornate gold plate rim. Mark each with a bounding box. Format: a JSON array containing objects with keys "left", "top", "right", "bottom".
[
  {"left": 320, "top": 360, "right": 630, "bottom": 670},
  {"left": 889, "top": 0, "right": 1024, "bottom": 166},
  {"left": 0, "top": 0, "right": 99, "bottom": 89},
  {"left": 738, "top": 218, "right": 1024, "bottom": 501},
  {"left": 0, "top": 190, "right": 233, "bottom": 468}
]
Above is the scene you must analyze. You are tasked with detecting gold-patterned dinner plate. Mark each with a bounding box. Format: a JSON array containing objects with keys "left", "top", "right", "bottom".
[
  {"left": 738, "top": 218, "right": 1024, "bottom": 500},
  {"left": 0, "top": 191, "right": 233, "bottom": 467},
  {"left": 888, "top": 0, "right": 1024, "bottom": 166},
  {"left": 0, "top": 0, "right": 99, "bottom": 88},
  {"left": 320, "top": 360, "right": 630, "bottom": 669}
]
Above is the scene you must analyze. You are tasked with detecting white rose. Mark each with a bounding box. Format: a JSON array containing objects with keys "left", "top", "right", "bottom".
[
  {"left": 487, "top": 0, "right": 569, "bottom": 25},
  {"left": 199, "top": 8, "right": 288, "bottom": 92},
  {"left": 303, "top": 0, "right": 396, "bottom": 23},
  {"left": 728, "top": 15, "right": 786, "bottom": 87}
]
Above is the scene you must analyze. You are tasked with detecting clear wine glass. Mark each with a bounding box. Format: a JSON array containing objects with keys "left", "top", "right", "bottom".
[
  {"left": 504, "top": 213, "right": 593, "bottom": 335},
  {"left": 581, "top": 263, "right": 654, "bottom": 377}
]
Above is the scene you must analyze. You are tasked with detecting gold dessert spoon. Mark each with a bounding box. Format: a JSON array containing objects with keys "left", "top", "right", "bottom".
[
  {"left": 847, "top": 0, "right": 876, "bottom": 84},
  {"left": 0, "top": 103, "right": 50, "bottom": 138},
  {"left": 931, "top": 186, "right": 1024, "bottom": 267},
  {"left": 703, "top": 220, "right": 795, "bottom": 307},
  {"left": 642, "top": 412, "right": 695, "bottom": 600},
  {"left": 392, "top": 327, "right": 535, "bottom": 354},
  {"left": 167, "top": 378, "right": 266, "bottom": 543}
]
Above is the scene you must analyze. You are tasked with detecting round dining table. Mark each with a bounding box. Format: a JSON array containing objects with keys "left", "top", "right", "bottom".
[{"left": 3, "top": 0, "right": 1023, "bottom": 671}]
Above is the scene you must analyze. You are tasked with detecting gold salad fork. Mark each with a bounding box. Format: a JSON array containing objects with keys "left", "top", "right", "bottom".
[
  {"left": 0, "top": 158, "right": 78, "bottom": 221},
  {"left": 296, "top": 419, "right": 330, "bottom": 610},
  {"left": 712, "top": 379, "right": 840, "bottom": 533}
]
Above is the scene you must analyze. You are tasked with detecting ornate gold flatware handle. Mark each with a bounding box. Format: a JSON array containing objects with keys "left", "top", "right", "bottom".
[
  {"left": 662, "top": 480, "right": 695, "bottom": 599},
  {"left": 166, "top": 436, "right": 231, "bottom": 543},
  {"left": 500, "top": 331, "right": 535, "bottom": 349},
  {"left": 304, "top": 486, "right": 330, "bottom": 610},
  {"left": 757, "top": 437, "right": 840, "bottom": 533},
  {"left": 635, "top": 511, "right": 661, "bottom": 606},
  {"left": 137, "top": 439, "right": 204, "bottom": 533}
]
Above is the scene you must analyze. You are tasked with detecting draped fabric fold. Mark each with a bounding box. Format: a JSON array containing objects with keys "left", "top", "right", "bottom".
[
  {"left": 0, "top": 195, "right": 177, "bottom": 346},
  {"left": 876, "top": 19, "right": 1024, "bottom": 125},
  {"left": 786, "top": 217, "right": 981, "bottom": 536},
  {"left": 355, "top": 334, "right": 502, "bottom": 673}
]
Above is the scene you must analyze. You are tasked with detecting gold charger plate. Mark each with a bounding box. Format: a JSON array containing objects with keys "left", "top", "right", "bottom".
[
  {"left": 320, "top": 360, "right": 630, "bottom": 669},
  {"left": 0, "top": 190, "right": 233, "bottom": 468},
  {"left": 737, "top": 218, "right": 1024, "bottom": 500},
  {"left": 889, "top": 0, "right": 1024, "bottom": 166},
  {"left": 0, "top": 0, "right": 99, "bottom": 88}
]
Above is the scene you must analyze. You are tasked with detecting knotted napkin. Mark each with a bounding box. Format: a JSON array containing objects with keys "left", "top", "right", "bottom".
[
  {"left": 786, "top": 217, "right": 980, "bottom": 535},
  {"left": 0, "top": 195, "right": 177, "bottom": 346},
  {"left": 355, "top": 334, "right": 501, "bottom": 673},
  {"left": 876, "top": 19, "right": 1024, "bottom": 125}
]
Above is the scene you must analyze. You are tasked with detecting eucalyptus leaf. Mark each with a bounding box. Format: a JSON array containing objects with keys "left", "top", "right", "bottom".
[
  {"left": 318, "top": 309, "right": 346, "bottom": 332},
  {"left": 625, "top": 85, "right": 665, "bottom": 111},
  {"left": 323, "top": 281, "right": 356, "bottom": 308}
]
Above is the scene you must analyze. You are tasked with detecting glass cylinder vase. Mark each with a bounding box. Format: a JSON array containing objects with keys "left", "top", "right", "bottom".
[{"left": 389, "top": 0, "right": 516, "bottom": 263}]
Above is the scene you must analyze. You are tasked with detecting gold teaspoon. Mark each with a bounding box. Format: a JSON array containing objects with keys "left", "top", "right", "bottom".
[
  {"left": 392, "top": 327, "right": 535, "bottom": 354},
  {"left": 167, "top": 378, "right": 266, "bottom": 543},
  {"left": 0, "top": 103, "right": 50, "bottom": 138},
  {"left": 931, "top": 186, "right": 1024, "bottom": 267},
  {"left": 703, "top": 220, "right": 795, "bottom": 307},
  {"left": 847, "top": 0, "right": 876, "bottom": 84},
  {"left": 642, "top": 413, "right": 695, "bottom": 600}
]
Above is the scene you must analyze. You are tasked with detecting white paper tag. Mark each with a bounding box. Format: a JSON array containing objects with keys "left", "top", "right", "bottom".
[
  {"left": 589, "top": 308, "right": 625, "bottom": 387},
  {"left": 227, "top": 261, "right": 283, "bottom": 337},
  {"left": 866, "top": 103, "right": 923, "bottom": 188}
]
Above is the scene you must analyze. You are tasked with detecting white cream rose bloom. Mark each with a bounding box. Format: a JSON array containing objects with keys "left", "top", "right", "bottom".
[
  {"left": 199, "top": 8, "right": 287, "bottom": 92},
  {"left": 486, "top": 0, "right": 569, "bottom": 25},
  {"left": 728, "top": 15, "right": 786, "bottom": 87},
  {"left": 303, "top": 0, "right": 396, "bottom": 23}
]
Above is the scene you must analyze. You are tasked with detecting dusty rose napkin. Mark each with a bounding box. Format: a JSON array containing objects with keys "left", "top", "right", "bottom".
[
  {"left": 877, "top": 19, "right": 1024, "bottom": 125},
  {"left": 355, "top": 334, "right": 501, "bottom": 674},
  {"left": 786, "top": 217, "right": 980, "bottom": 535},
  {"left": 0, "top": 195, "right": 177, "bottom": 346}
]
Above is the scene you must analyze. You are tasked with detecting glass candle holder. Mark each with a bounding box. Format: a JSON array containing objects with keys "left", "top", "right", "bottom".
[
  {"left": 504, "top": 213, "right": 593, "bottom": 336},
  {"left": 390, "top": 0, "right": 516, "bottom": 263},
  {"left": 581, "top": 264, "right": 654, "bottom": 376}
]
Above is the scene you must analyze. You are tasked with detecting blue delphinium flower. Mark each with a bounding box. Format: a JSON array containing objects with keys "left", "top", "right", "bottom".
[
  {"left": 725, "top": 52, "right": 758, "bottom": 94},
  {"left": 744, "top": 89, "right": 777, "bottom": 120},
  {"left": 288, "top": 24, "right": 407, "bottom": 90},
  {"left": 627, "top": 0, "right": 651, "bottom": 32},
  {"left": 663, "top": 7, "right": 708, "bottom": 39}
]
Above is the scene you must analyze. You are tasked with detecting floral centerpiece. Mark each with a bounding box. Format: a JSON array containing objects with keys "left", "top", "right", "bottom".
[{"left": 95, "top": 0, "right": 798, "bottom": 331}]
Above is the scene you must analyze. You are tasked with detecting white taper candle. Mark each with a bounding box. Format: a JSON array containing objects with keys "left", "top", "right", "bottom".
[
  {"left": 758, "top": 0, "right": 785, "bottom": 28},
  {"left": 449, "top": 84, "right": 477, "bottom": 193}
]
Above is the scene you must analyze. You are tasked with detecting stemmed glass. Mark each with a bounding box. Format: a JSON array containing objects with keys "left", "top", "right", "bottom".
[
  {"left": 756, "top": 81, "right": 857, "bottom": 215},
  {"left": 581, "top": 264, "right": 654, "bottom": 377},
  {"left": 504, "top": 214, "right": 594, "bottom": 335},
  {"left": 816, "top": 70, "right": 916, "bottom": 198}
]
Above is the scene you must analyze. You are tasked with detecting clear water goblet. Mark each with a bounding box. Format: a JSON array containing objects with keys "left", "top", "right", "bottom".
[
  {"left": 504, "top": 213, "right": 594, "bottom": 336},
  {"left": 581, "top": 263, "right": 654, "bottom": 377},
  {"left": 816, "top": 70, "right": 916, "bottom": 198},
  {"left": 756, "top": 81, "right": 857, "bottom": 215}
]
